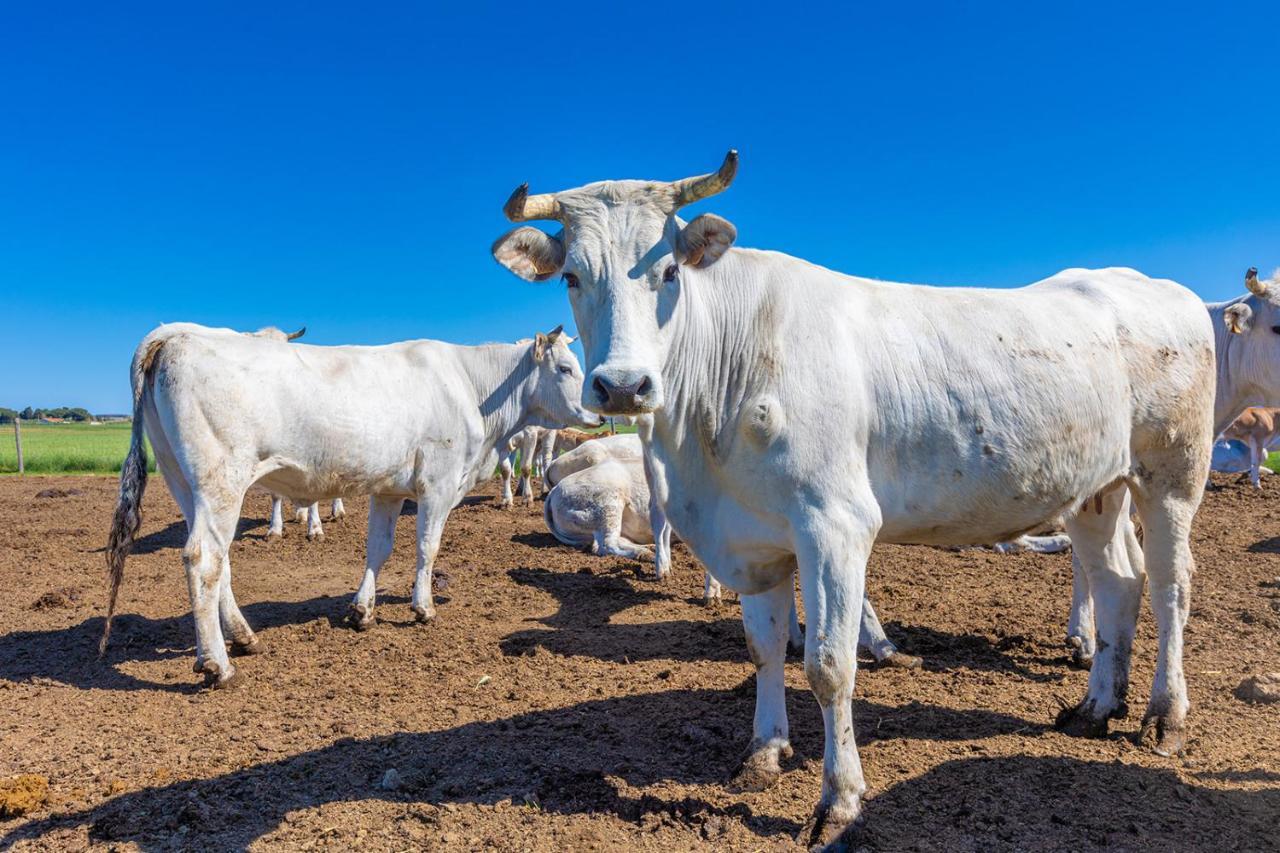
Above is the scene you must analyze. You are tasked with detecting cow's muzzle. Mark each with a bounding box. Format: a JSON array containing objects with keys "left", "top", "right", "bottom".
[{"left": 588, "top": 367, "right": 662, "bottom": 415}]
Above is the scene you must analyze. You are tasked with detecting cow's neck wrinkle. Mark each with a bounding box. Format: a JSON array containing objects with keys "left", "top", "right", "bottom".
[
  {"left": 457, "top": 343, "right": 537, "bottom": 457},
  {"left": 657, "top": 249, "right": 781, "bottom": 461}
]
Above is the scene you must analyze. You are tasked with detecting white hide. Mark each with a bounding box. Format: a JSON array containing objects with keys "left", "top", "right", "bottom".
[
  {"left": 103, "top": 323, "right": 599, "bottom": 687},
  {"left": 493, "top": 158, "right": 1214, "bottom": 843}
]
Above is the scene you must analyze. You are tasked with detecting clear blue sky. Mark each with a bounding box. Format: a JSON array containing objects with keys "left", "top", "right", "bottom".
[{"left": 3, "top": 2, "right": 1278, "bottom": 412}]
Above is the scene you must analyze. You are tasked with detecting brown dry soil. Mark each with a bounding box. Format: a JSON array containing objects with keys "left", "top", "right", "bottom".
[{"left": 1, "top": 474, "right": 1278, "bottom": 852}]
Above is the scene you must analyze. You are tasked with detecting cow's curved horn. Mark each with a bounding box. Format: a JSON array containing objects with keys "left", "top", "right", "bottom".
[
  {"left": 670, "top": 150, "right": 739, "bottom": 209},
  {"left": 1246, "top": 267, "right": 1266, "bottom": 296},
  {"left": 504, "top": 183, "right": 562, "bottom": 223},
  {"left": 286, "top": 326, "right": 307, "bottom": 341}
]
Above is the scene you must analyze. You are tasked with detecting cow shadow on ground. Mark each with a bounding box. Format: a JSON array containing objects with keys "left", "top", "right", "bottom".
[
  {"left": 1245, "top": 535, "right": 1280, "bottom": 554},
  {"left": 499, "top": 568, "right": 1065, "bottom": 683},
  {"left": 2, "top": 688, "right": 1269, "bottom": 852},
  {"left": 0, "top": 594, "right": 405, "bottom": 695},
  {"left": 94, "top": 516, "right": 270, "bottom": 555}
]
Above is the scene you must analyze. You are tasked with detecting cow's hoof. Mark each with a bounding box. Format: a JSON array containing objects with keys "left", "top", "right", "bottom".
[
  {"left": 881, "top": 651, "right": 923, "bottom": 670},
  {"left": 331, "top": 509, "right": 346, "bottom": 522},
  {"left": 266, "top": 530, "right": 282, "bottom": 542},
  {"left": 230, "top": 637, "right": 264, "bottom": 657},
  {"left": 307, "top": 531, "right": 324, "bottom": 542},
  {"left": 799, "top": 801, "right": 865, "bottom": 852},
  {"left": 1138, "top": 713, "right": 1186, "bottom": 757},
  {"left": 1066, "top": 636, "right": 1095, "bottom": 670},
  {"left": 412, "top": 606, "right": 435, "bottom": 624},
  {"left": 196, "top": 660, "right": 241, "bottom": 689},
  {"left": 703, "top": 594, "right": 721, "bottom": 608},
  {"left": 346, "top": 604, "right": 375, "bottom": 632},
  {"left": 1054, "top": 700, "right": 1112, "bottom": 738},
  {"left": 730, "top": 743, "right": 792, "bottom": 792}
]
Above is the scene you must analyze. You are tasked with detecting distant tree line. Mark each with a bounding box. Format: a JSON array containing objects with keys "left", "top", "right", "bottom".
[{"left": 0, "top": 406, "right": 96, "bottom": 423}]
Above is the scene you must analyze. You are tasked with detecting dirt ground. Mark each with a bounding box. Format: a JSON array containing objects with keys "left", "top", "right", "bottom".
[{"left": 0, "top": 473, "right": 1277, "bottom": 852}]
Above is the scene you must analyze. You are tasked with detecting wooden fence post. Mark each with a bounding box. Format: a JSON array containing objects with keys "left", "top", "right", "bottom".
[{"left": 13, "top": 418, "right": 23, "bottom": 475}]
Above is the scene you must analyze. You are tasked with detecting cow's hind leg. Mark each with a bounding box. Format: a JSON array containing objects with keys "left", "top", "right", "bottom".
[
  {"left": 861, "top": 595, "right": 921, "bottom": 669},
  {"left": 1066, "top": 553, "right": 1097, "bottom": 668},
  {"left": 348, "top": 495, "right": 404, "bottom": 630},
  {"left": 703, "top": 570, "right": 722, "bottom": 604},
  {"left": 592, "top": 497, "right": 653, "bottom": 562},
  {"left": 185, "top": 497, "right": 245, "bottom": 688},
  {"left": 331, "top": 498, "right": 346, "bottom": 521},
  {"left": 1056, "top": 489, "right": 1141, "bottom": 737},
  {"left": 732, "top": 576, "right": 794, "bottom": 791},
  {"left": 410, "top": 491, "right": 450, "bottom": 623}
]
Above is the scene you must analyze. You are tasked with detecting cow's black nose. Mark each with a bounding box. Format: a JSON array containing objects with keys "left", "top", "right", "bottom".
[{"left": 590, "top": 370, "right": 658, "bottom": 414}]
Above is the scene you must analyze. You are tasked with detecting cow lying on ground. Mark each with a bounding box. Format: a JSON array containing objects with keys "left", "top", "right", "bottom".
[
  {"left": 494, "top": 151, "right": 1213, "bottom": 844},
  {"left": 1219, "top": 406, "right": 1280, "bottom": 489},
  {"left": 103, "top": 323, "right": 599, "bottom": 687}
]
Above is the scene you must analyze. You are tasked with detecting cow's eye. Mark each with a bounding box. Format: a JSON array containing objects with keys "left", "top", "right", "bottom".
[
  {"left": 562, "top": 272, "right": 579, "bottom": 288},
  {"left": 1272, "top": 325, "right": 1280, "bottom": 336},
  {"left": 558, "top": 365, "right": 572, "bottom": 375},
  {"left": 663, "top": 264, "right": 678, "bottom": 283}
]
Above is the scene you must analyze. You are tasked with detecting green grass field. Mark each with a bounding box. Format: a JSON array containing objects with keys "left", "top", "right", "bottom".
[
  {"left": 0, "top": 422, "right": 153, "bottom": 475},
  {"left": 0, "top": 420, "right": 634, "bottom": 475}
]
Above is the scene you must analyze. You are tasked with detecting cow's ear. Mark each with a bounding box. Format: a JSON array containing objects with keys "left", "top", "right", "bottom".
[
  {"left": 1225, "top": 303, "right": 1254, "bottom": 335},
  {"left": 677, "top": 214, "right": 736, "bottom": 268},
  {"left": 492, "top": 227, "right": 565, "bottom": 281},
  {"left": 533, "top": 332, "right": 549, "bottom": 360}
]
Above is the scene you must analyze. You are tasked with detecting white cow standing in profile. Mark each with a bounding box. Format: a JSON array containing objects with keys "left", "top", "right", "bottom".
[
  {"left": 493, "top": 152, "right": 1214, "bottom": 847},
  {"left": 102, "top": 324, "right": 599, "bottom": 687}
]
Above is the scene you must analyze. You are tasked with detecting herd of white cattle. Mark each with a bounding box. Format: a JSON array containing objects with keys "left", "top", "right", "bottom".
[{"left": 99, "top": 151, "right": 1280, "bottom": 847}]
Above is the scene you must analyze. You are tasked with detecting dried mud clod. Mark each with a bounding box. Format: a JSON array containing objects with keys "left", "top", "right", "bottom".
[{"left": 0, "top": 774, "right": 49, "bottom": 819}]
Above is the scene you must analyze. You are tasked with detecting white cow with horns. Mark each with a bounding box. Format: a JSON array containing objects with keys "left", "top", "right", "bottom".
[
  {"left": 102, "top": 323, "right": 599, "bottom": 687},
  {"left": 492, "top": 151, "right": 1214, "bottom": 847}
]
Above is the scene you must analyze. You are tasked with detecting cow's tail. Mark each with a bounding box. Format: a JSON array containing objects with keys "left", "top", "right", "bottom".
[
  {"left": 101, "top": 334, "right": 165, "bottom": 656},
  {"left": 543, "top": 492, "right": 592, "bottom": 550}
]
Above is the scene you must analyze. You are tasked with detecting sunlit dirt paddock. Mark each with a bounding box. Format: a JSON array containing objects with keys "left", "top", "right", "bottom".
[{"left": 1, "top": 474, "right": 1277, "bottom": 850}]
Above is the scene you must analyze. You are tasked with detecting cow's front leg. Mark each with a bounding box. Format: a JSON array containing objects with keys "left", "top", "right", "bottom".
[
  {"left": 219, "top": 552, "right": 261, "bottom": 656},
  {"left": 731, "top": 577, "right": 794, "bottom": 791},
  {"left": 305, "top": 503, "right": 324, "bottom": 540},
  {"left": 795, "top": 514, "right": 875, "bottom": 849},
  {"left": 347, "top": 495, "right": 404, "bottom": 630},
  {"left": 410, "top": 495, "right": 449, "bottom": 623},
  {"left": 267, "top": 497, "right": 284, "bottom": 541},
  {"left": 1250, "top": 439, "right": 1264, "bottom": 489},
  {"left": 331, "top": 498, "right": 346, "bottom": 521},
  {"left": 499, "top": 457, "right": 515, "bottom": 508},
  {"left": 651, "top": 501, "right": 673, "bottom": 581}
]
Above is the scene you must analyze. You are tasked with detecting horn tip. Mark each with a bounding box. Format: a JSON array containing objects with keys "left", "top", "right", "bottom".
[{"left": 1247, "top": 267, "right": 1259, "bottom": 278}]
